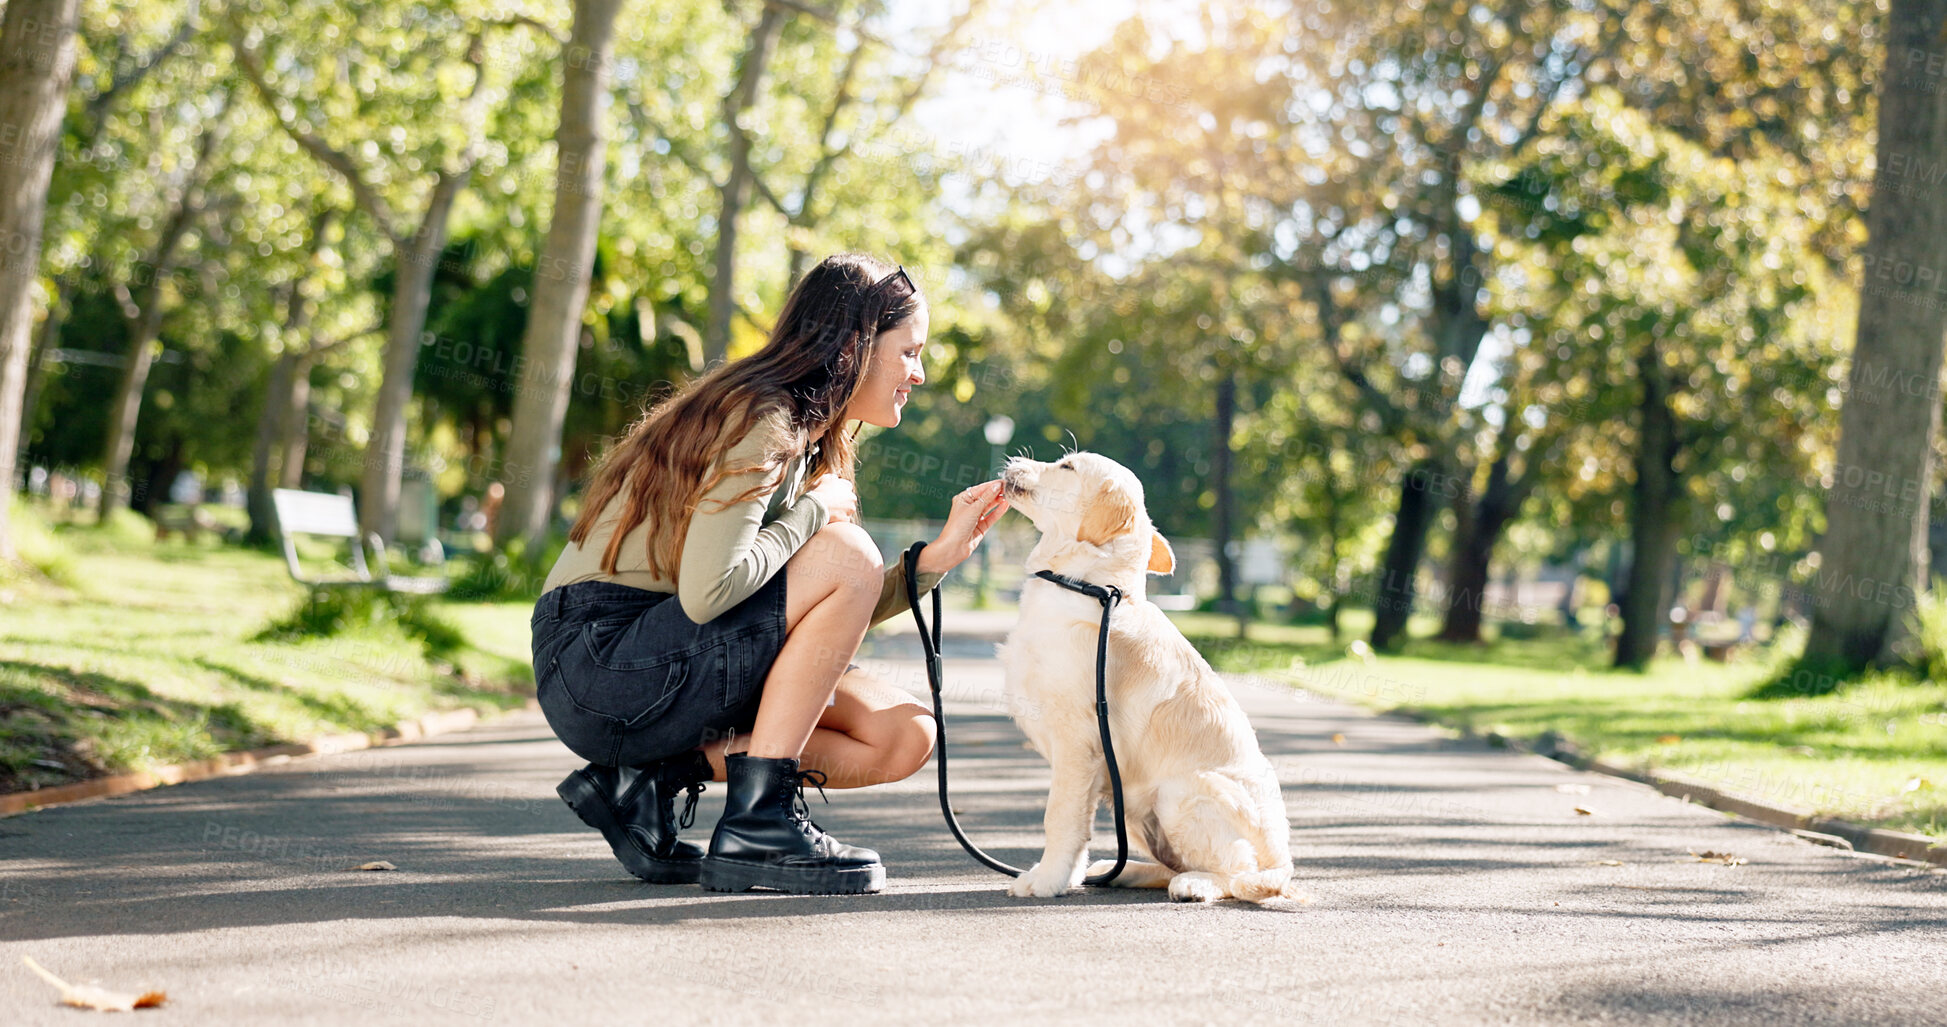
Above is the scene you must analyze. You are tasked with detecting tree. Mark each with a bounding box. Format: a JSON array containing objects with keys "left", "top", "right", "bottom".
[
  {"left": 14, "top": 2, "right": 197, "bottom": 472},
  {"left": 1802, "top": 0, "right": 1947, "bottom": 671},
  {"left": 495, "top": 0, "right": 623, "bottom": 558},
  {"left": 244, "top": 210, "right": 382, "bottom": 543},
  {"left": 1497, "top": 90, "right": 1849, "bottom": 668},
  {"left": 702, "top": 3, "right": 787, "bottom": 365},
  {"left": 0, "top": 0, "right": 82, "bottom": 561},
  {"left": 96, "top": 91, "right": 229, "bottom": 518},
  {"left": 1064, "top": 3, "right": 1624, "bottom": 649},
  {"left": 230, "top": 1, "right": 541, "bottom": 543}
]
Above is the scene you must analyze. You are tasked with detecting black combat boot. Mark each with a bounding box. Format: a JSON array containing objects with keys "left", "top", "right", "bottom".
[
  {"left": 699, "top": 753, "right": 884, "bottom": 895},
  {"left": 556, "top": 748, "right": 712, "bottom": 883}
]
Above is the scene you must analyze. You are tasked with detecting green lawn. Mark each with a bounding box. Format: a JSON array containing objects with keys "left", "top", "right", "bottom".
[
  {"left": 1, "top": 501, "right": 535, "bottom": 796},
  {"left": 1176, "top": 616, "right": 1947, "bottom": 841}
]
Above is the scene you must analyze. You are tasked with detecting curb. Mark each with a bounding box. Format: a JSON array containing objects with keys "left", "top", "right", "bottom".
[
  {"left": 0, "top": 699, "right": 541, "bottom": 818},
  {"left": 1483, "top": 728, "right": 1947, "bottom": 869}
]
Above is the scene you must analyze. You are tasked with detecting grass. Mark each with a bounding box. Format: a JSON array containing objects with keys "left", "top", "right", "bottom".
[
  {"left": 1173, "top": 613, "right": 1947, "bottom": 842},
  {"left": 1, "top": 500, "right": 535, "bottom": 797}
]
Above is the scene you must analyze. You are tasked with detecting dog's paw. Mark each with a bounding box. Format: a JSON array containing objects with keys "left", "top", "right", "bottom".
[
  {"left": 1007, "top": 863, "right": 1079, "bottom": 898},
  {"left": 1167, "top": 872, "right": 1226, "bottom": 903}
]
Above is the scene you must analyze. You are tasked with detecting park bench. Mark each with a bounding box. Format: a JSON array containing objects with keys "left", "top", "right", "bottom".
[{"left": 271, "top": 488, "right": 448, "bottom": 595}]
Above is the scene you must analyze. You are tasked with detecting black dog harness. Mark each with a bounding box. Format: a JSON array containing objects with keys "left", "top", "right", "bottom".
[{"left": 903, "top": 541, "right": 1129, "bottom": 886}]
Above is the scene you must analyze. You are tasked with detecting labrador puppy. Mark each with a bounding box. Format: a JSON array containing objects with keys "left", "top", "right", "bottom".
[{"left": 996, "top": 452, "right": 1302, "bottom": 903}]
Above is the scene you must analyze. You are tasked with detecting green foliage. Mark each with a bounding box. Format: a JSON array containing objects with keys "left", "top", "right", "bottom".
[
  {"left": 7, "top": 0, "right": 1905, "bottom": 663},
  {"left": 2, "top": 502, "right": 79, "bottom": 588},
  {"left": 255, "top": 586, "right": 467, "bottom": 660},
  {"left": 443, "top": 531, "right": 565, "bottom": 603},
  {"left": 1914, "top": 592, "right": 1947, "bottom": 687}
]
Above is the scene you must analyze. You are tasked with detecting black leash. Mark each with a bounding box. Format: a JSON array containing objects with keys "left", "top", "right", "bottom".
[{"left": 902, "top": 541, "right": 1129, "bottom": 886}]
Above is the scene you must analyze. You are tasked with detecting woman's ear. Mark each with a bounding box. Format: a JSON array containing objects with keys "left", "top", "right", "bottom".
[
  {"left": 1147, "top": 531, "right": 1175, "bottom": 574},
  {"left": 1075, "top": 479, "right": 1138, "bottom": 547}
]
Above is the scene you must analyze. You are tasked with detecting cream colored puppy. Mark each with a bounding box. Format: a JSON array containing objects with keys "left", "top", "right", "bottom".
[{"left": 996, "top": 452, "right": 1301, "bottom": 903}]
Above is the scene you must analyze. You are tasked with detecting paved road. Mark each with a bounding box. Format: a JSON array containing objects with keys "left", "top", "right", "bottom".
[{"left": 3, "top": 637, "right": 1945, "bottom": 1025}]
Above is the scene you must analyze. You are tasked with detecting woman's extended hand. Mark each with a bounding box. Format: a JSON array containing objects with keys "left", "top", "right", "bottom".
[
  {"left": 916, "top": 479, "right": 1009, "bottom": 577},
  {"left": 807, "top": 472, "right": 859, "bottom": 524}
]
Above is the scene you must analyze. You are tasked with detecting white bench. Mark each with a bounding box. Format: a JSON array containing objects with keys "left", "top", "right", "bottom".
[{"left": 271, "top": 488, "right": 447, "bottom": 595}]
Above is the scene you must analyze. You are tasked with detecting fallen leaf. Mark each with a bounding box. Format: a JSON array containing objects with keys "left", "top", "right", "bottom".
[
  {"left": 1555, "top": 783, "right": 1591, "bottom": 795},
  {"left": 1331, "top": 733, "right": 1346, "bottom": 745},
  {"left": 22, "top": 956, "right": 166, "bottom": 1011},
  {"left": 1690, "top": 850, "right": 1748, "bottom": 866},
  {"left": 1573, "top": 806, "right": 1597, "bottom": 816},
  {"left": 350, "top": 861, "right": 397, "bottom": 872},
  {"left": 1656, "top": 734, "right": 1682, "bottom": 745}
]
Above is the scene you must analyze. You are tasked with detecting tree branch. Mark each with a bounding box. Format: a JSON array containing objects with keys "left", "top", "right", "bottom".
[
  {"left": 306, "top": 320, "right": 385, "bottom": 358},
  {"left": 230, "top": 22, "right": 405, "bottom": 247},
  {"left": 625, "top": 98, "right": 721, "bottom": 188},
  {"left": 1299, "top": 264, "right": 1408, "bottom": 435},
  {"left": 86, "top": 0, "right": 199, "bottom": 132},
  {"left": 484, "top": 14, "right": 566, "bottom": 47}
]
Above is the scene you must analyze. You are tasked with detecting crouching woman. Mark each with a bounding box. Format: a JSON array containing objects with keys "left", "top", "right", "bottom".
[{"left": 529, "top": 254, "right": 1006, "bottom": 895}]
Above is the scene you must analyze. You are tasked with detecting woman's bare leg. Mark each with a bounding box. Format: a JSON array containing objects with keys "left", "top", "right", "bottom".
[
  {"left": 701, "top": 665, "right": 935, "bottom": 787},
  {"left": 799, "top": 667, "right": 935, "bottom": 787},
  {"left": 735, "top": 522, "right": 882, "bottom": 762}
]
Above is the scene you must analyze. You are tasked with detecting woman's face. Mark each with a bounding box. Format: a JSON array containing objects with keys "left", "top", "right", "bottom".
[{"left": 846, "top": 304, "right": 929, "bottom": 428}]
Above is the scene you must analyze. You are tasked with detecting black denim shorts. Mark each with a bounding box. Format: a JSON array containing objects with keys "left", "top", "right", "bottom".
[{"left": 529, "top": 573, "right": 788, "bottom": 768}]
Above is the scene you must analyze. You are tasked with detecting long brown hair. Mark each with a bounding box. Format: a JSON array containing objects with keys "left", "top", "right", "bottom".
[{"left": 569, "top": 253, "right": 924, "bottom": 579}]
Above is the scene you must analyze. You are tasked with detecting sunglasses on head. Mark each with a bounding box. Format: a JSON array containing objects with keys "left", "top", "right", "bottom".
[{"left": 875, "top": 265, "right": 917, "bottom": 299}]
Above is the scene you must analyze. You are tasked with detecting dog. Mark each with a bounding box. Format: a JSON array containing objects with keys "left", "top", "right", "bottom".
[{"left": 996, "top": 452, "right": 1303, "bottom": 903}]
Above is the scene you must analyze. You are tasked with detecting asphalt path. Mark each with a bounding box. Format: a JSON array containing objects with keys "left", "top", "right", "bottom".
[{"left": 4, "top": 634, "right": 1944, "bottom": 1025}]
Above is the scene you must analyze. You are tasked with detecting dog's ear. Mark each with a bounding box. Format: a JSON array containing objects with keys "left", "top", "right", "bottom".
[
  {"left": 1075, "top": 479, "right": 1138, "bottom": 547},
  {"left": 1147, "top": 531, "right": 1175, "bottom": 574}
]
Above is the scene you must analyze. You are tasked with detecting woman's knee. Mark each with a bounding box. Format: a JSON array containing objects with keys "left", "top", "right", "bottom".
[
  {"left": 879, "top": 704, "right": 936, "bottom": 782},
  {"left": 792, "top": 521, "right": 883, "bottom": 597}
]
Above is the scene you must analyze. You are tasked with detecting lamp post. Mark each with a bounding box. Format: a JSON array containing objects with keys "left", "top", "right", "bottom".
[{"left": 978, "top": 415, "right": 1015, "bottom": 608}]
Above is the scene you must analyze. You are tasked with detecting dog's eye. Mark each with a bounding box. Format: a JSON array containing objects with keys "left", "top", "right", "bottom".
[{"left": 1057, "top": 460, "right": 1073, "bottom": 470}]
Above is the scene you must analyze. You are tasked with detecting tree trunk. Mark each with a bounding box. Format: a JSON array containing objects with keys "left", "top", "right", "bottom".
[
  {"left": 245, "top": 351, "right": 298, "bottom": 543},
  {"left": 496, "top": 0, "right": 625, "bottom": 558},
  {"left": 97, "top": 204, "right": 197, "bottom": 519},
  {"left": 1438, "top": 449, "right": 1520, "bottom": 643},
  {"left": 1322, "top": 477, "right": 1345, "bottom": 641},
  {"left": 1369, "top": 458, "right": 1445, "bottom": 651},
  {"left": 1211, "top": 369, "right": 1240, "bottom": 630},
  {"left": 1803, "top": 0, "right": 1947, "bottom": 672},
  {"left": 279, "top": 355, "right": 313, "bottom": 489},
  {"left": 703, "top": 5, "right": 786, "bottom": 365},
  {"left": 1615, "top": 351, "right": 1684, "bottom": 670},
  {"left": 13, "top": 279, "right": 70, "bottom": 469},
  {"left": 246, "top": 213, "right": 329, "bottom": 544},
  {"left": 357, "top": 174, "right": 467, "bottom": 543},
  {"left": 0, "top": 0, "right": 81, "bottom": 561},
  {"left": 97, "top": 323, "right": 162, "bottom": 519}
]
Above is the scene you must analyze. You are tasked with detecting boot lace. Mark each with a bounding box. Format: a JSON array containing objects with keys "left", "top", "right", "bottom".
[
  {"left": 677, "top": 781, "right": 703, "bottom": 830},
  {"left": 788, "top": 768, "right": 831, "bottom": 829}
]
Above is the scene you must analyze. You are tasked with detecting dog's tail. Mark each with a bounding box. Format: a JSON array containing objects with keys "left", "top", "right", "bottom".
[{"left": 1224, "top": 864, "right": 1308, "bottom": 904}]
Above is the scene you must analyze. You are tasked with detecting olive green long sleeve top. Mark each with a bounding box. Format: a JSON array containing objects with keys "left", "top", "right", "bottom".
[{"left": 540, "top": 406, "right": 943, "bottom": 626}]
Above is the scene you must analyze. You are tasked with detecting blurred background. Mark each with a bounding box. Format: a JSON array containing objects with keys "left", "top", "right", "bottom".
[{"left": 2, "top": 0, "right": 1943, "bottom": 838}]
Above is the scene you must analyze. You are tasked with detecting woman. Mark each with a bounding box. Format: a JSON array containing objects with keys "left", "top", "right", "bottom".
[{"left": 529, "top": 254, "right": 1007, "bottom": 895}]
